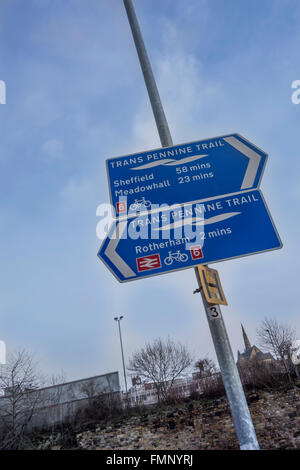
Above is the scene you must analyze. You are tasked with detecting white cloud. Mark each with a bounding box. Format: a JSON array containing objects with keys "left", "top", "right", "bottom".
[
  {"left": 41, "top": 138, "right": 64, "bottom": 160},
  {"left": 59, "top": 177, "right": 97, "bottom": 215},
  {"left": 129, "top": 17, "right": 224, "bottom": 151}
]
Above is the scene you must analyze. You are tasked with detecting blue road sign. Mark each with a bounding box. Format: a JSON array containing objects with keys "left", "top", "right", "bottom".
[
  {"left": 106, "top": 134, "right": 268, "bottom": 217},
  {"left": 98, "top": 190, "right": 282, "bottom": 283}
]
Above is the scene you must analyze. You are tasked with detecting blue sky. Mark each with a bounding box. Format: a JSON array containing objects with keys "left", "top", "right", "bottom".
[{"left": 0, "top": 0, "right": 299, "bottom": 387}]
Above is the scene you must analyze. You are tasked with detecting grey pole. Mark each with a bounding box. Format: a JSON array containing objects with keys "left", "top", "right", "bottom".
[
  {"left": 194, "top": 268, "right": 259, "bottom": 450},
  {"left": 123, "top": 0, "right": 173, "bottom": 148},
  {"left": 123, "top": 0, "right": 259, "bottom": 450},
  {"left": 114, "top": 316, "right": 128, "bottom": 393}
]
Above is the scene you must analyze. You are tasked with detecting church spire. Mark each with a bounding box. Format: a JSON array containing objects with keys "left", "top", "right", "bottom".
[{"left": 241, "top": 324, "right": 251, "bottom": 351}]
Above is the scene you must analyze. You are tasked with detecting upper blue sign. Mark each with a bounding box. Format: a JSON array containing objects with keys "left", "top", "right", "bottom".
[
  {"left": 106, "top": 134, "right": 268, "bottom": 217},
  {"left": 98, "top": 190, "right": 282, "bottom": 283}
]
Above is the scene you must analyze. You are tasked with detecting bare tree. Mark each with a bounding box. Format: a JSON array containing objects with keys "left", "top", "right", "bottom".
[
  {"left": 194, "top": 356, "right": 217, "bottom": 378},
  {"left": 0, "top": 350, "right": 43, "bottom": 449},
  {"left": 127, "top": 337, "right": 193, "bottom": 402},
  {"left": 41, "top": 372, "right": 68, "bottom": 433},
  {"left": 256, "top": 318, "right": 296, "bottom": 381}
]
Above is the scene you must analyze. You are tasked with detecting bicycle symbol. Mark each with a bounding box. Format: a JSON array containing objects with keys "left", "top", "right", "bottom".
[
  {"left": 164, "top": 250, "right": 189, "bottom": 266},
  {"left": 130, "top": 197, "right": 152, "bottom": 211}
]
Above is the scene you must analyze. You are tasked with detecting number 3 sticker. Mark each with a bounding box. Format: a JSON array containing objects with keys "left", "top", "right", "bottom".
[{"left": 209, "top": 306, "right": 220, "bottom": 318}]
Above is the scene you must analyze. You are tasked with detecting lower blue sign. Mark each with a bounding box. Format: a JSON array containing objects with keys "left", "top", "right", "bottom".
[{"left": 98, "top": 190, "right": 282, "bottom": 282}]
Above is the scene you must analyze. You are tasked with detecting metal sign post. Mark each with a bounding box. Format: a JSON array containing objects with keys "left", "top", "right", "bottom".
[
  {"left": 122, "top": 0, "right": 260, "bottom": 450},
  {"left": 194, "top": 269, "right": 259, "bottom": 450}
]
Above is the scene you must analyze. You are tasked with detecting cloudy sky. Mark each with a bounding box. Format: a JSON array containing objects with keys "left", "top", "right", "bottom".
[{"left": 0, "top": 0, "right": 299, "bottom": 388}]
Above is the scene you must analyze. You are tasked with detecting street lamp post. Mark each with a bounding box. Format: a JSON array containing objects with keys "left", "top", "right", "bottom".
[{"left": 114, "top": 315, "right": 128, "bottom": 393}]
